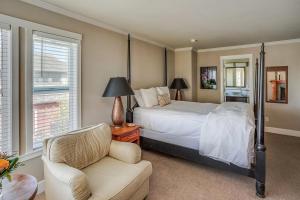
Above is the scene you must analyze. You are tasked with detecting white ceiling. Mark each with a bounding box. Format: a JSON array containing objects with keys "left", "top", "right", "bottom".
[{"left": 26, "top": 0, "right": 300, "bottom": 49}]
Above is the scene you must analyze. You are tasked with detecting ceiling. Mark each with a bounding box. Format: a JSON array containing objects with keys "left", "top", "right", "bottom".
[{"left": 26, "top": 0, "right": 300, "bottom": 49}]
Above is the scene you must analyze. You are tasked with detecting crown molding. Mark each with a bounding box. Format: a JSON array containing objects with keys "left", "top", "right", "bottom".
[
  {"left": 266, "top": 38, "right": 300, "bottom": 46},
  {"left": 197, "top": 38, "right": 300, "bottom": 53},
  {"left": 174, "top": 47, "right": 194, "bottom": 52},
  {"left": 21, "top": 0, "right": 174, "bottom": 50}
]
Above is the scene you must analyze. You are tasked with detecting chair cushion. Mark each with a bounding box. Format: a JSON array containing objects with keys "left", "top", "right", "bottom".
[
  {"left": 46, "top": 123, "right": 112, "bottom": 169},
  {"left": 82, "top": 157, "right": 152, "bottom": 200}
]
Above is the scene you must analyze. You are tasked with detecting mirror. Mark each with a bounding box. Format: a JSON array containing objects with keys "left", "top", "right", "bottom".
[
  {"left": 225, "top": 67, "right": 246, "bottom": 87},
  {"left": 266, "top": 66, "right": 288, "bottom": 104}
]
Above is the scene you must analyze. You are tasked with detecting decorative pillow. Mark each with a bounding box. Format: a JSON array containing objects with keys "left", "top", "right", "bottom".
[
  {"left": 156, "top": 86, "right": 170, "bottom": 98},
  {"left": 133, "top": 89, "right": 145, "bottom": 107},
  {"left": 140, "top": 88, "right": 158, "bottom": 107},
  {"left": 158, "top": 94, "right": 171, "bottom": 106}
]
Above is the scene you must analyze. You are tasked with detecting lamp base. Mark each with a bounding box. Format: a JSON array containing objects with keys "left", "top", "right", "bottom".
[
  {"left": 112, "top": 96, "right": 124, "bottom": 127},
  {"left": 175, "top": 89, "right": 183, "bottom": 101}
]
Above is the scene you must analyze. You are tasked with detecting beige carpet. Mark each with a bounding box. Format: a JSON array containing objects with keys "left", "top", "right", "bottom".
[{"left": 36, "top": 133, "right": 300, "bottom": 200}]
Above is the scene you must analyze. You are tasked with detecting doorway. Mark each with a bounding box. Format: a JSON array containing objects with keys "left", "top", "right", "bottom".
[{"left": 220, "top": 54, "right": 253, "bottom": 105}]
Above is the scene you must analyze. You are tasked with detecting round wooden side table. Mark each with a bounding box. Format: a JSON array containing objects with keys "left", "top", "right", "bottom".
[{"left": 2, "top": 173, "right": 38, "bottom": 200}]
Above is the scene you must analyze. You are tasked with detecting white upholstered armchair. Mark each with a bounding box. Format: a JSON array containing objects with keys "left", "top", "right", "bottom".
[{"left": 42, "top": 123, "right": 152, "bottom": 200}]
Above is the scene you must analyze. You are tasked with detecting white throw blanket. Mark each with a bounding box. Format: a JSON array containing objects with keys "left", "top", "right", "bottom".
[{"left": 199, "top": 102, "right": 255, "bottom": 169}]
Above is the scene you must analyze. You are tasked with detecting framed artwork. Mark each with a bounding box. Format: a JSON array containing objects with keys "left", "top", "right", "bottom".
[{"left": 200, "top": 66, "right": 217, "bottom": 89}]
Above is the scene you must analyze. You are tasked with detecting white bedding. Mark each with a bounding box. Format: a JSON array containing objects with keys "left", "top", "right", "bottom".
[
  {"left": 199, "top": 102, "right": 255, "bottom": 169},
  {"left": 133, "top": 101, "right": 255, "bottom": 168},
  {"left": 134, "top": 101, "right": 218, "bottom": 137}
]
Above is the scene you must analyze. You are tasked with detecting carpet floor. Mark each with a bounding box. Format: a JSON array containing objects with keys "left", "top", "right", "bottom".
[{"left": 36, "top": 133, "right": 300, "bottom": 200}]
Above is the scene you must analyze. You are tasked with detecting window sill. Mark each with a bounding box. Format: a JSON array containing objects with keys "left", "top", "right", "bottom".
[{"left": 19, "top": 149, "right": 43, "bottom": 162}]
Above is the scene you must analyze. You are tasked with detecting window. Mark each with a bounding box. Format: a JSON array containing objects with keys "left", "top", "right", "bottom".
[
  {"left": 32, "top": 31, "right": 80, "bottom": 149},
  {"left": 0, "top": 23, "right": 12, "bottom": 152}
]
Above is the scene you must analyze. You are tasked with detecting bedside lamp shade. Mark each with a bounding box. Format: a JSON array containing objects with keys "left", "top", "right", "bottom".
[
  {"left": 170, "top": 78, "right": 188, "bottom": 90},
  {"left": 169, "top": 78, "right": 188, "bottom": 101},
  {"left": 102, "top": 77, "right": 134, "bottom": 127},
  {"left": 102, "top": 77, "right": 134, "bottom": 97}
]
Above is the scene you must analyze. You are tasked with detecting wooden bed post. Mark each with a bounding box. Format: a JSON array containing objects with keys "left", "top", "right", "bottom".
[
  {"left": 255, "top": 43, "right": 266, "bottom": 198},
  {"left": 254, "top": 58, "right": 259, "bottom": 118},
  {"left": 126, "top": 34, "right": 133, "bottom": 123},
  {"left": 164, "top": 48, "right": 168, "bottom": 86}
]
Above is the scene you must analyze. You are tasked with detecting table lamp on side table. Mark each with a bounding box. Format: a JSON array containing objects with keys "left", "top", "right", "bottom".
[
  {"left": 102, "top": 77, "right": 134, "bottom": 127},
  {"left": 170, "top": 78, "right": 188, "bottom": 101}
]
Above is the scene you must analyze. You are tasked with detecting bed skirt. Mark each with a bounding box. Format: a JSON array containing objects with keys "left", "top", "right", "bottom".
[{"left": 140, "top": 136, "right": 255, "bottom": 178}]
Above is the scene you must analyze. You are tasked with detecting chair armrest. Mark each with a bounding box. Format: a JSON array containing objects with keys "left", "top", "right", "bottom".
[
  {"left": 42, "top": 156, "right": 91, "bottom": 200},
  {"left": 109, "top": 140, "right": 142, "bottom": 164}
]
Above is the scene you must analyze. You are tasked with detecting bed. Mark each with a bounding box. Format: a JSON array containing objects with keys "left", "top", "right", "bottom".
[
  {"left": 134, "top": 101, "right": 217, "bottom": 149},
  {"left": 134, "top": 100, "right": 255, "bottom": 169},
  {"left": 126, "top": 36, "right": 266, "bottom": 198}
]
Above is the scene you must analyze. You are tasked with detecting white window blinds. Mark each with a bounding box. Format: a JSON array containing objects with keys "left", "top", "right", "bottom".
[
  {"left": 0, "top": 24, "right": 12, "bottom": 153},
  {"left": 32, "top": 31, "right": 79, "bottom": 149}
]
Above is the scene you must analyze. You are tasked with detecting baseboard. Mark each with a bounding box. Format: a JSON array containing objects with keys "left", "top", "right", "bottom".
[
  {"left": 37, "top": 180, "right": 45, "bottom": 194},
  {"left": 265, "top": 127, "right": 300, "bottom": 137}
]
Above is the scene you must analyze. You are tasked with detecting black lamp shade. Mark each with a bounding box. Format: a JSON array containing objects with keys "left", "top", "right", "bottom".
[
  {"left": 102, "top": 77, "right": 134, "bottom": 97},
  {"left": 170, "top": 78, "right": 188, "bottom": 89}
]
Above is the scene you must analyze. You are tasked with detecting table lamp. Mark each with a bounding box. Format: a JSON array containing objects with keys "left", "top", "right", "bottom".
[
  {"left": 102, "top": 77, "right": 134, "bottom": 127},
  {"left": 170, "top": 78, "right": 188, "bottom": 100}
]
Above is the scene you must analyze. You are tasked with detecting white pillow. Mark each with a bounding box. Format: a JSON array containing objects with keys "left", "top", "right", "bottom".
[
  {"left": 133, "top": 90, "right": 145, "bottom": 107},
  {"left": 140, "top": 88, "right": 158, "bottom": 108},
  {"left": 156, "top": 86, "right": 170, "bottom": 98}
]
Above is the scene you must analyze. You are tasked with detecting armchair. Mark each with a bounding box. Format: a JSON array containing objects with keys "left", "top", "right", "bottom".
[{"left": 42, "top": 123, "right": 152, "bottom": 200}]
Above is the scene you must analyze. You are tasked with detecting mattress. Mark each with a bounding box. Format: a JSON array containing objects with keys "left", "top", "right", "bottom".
[{"left": 133, "top": 101, "right": 218, "bottom": 148}]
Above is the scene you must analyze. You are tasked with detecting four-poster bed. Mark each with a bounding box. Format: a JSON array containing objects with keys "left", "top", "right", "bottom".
[{"left": 126, "top": 35, "right": 266, "bottom": 197}]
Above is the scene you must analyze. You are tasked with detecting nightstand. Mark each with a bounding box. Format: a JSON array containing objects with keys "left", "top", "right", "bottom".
[{"left": 111, "top": 124, "right": 141, "bottom": 144}]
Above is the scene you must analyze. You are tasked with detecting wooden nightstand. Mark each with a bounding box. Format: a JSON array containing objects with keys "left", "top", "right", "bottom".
[{"left": 111, "top": 124, "right": 141, "bottom": 144}]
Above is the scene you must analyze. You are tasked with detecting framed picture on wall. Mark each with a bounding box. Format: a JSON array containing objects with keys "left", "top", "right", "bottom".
[{"left": 200, "top": 66, "right": 217, "bottom": 89}]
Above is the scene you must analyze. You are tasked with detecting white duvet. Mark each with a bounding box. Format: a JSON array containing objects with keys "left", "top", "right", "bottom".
[
  {"left": 199, "top": 102, "right": 255, "bottom": 169},
  {"left": 134, "top": 101, "right": 217, "bottom": 137},
  {"left": 134, "top": 101, "right": 255, "bottom": 168}
]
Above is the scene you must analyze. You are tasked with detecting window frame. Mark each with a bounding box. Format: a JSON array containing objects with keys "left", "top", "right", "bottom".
[
  {"left": 0, "top": 13, "right": 82, "bottom": 158},
  {"left": 24, "top": 24, "right": 82, "bottom": 153}
]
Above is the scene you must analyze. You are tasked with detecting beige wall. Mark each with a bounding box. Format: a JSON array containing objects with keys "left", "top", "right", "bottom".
[
  {"left": 174, "top": 50, "right": 197, "bottom": 101},
  {"left": 131, "top": 39, "right": 164, "bottom": 89},
  {"left": 197, "top": 47, "right": 259, "bottom": 103},
  {"left": 192, "top": 51, "right": 197, "bottom": 101},
  {"left": 197, "top": 43, "right": 300, "bottom": 131},
  {"left": 0, "top": 0, "right": 174, "bottom": 181}
]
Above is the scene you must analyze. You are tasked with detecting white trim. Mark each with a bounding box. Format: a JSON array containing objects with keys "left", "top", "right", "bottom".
[
  {"left": 197, "top": 38, "right": 300, "bottom": 53},
  {"left": 219, "top": 54, "right": 253, "bottom": 105},
  {"left": 33, "top": 30, "right": 80, "bottom": 44},
  {"left": 0, "top": 22, "right": 11, "bottom": 30},
  {"left": 20, "top": 0, "right": 174, "bottom": 50},
  {"left": 174, "top": 47, "right": 194, "bottom": 52},
  {"left": 37, "top": 180, "right": 45, "bottom": 195},
  {"left": 266, "top": 127, "right": 300, "bottom": 138},
  {"left": 78, "top": 41, "right": 82, "bottom": 128},
  {"left": 11, "top": 24, "right": 20, "bottom": 153},
  {"left": 0, "top": 14, "right": 82, "bottom": 40},
  {"left": 198, "top": 43, "right": 259, "bottom": 53},
  {"left": 19, "top": 149, "right": 42, "bottom": 162},
  {"left": 25, "top": 28, "right": 34, "bottom": 153}
]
